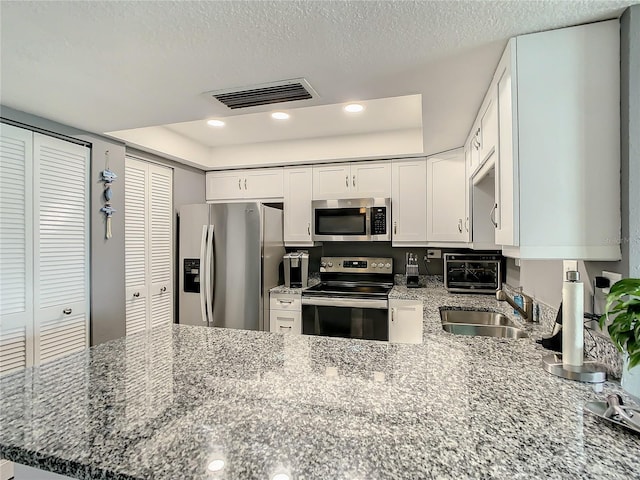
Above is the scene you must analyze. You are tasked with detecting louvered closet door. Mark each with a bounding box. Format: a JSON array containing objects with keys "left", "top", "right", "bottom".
[
  {"left": 0, "top": 124, "right": 34, "bottom": 374},
  {"left": 125, "top": 158, "right": 149, "bottom": 335},
  {"left": 148, "top": 164, "right": 173, "bottom": 328},
  {"left": 33, "top": 133, "right": 89, "bottom": 365}
]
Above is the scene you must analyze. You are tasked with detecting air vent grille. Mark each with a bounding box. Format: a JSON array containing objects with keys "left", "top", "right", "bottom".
[{"left": 205, "top": 79, "right": 316, "bottom": 110}]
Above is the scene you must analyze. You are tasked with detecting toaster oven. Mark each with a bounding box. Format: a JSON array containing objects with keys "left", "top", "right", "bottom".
[{"left": 444, "top": 253, "right": 502, "bottom": 293}]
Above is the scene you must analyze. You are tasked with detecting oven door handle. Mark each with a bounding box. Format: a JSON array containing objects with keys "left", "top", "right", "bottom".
[{"left": 302, "top": 297, "right": 388, "bottom": 309}]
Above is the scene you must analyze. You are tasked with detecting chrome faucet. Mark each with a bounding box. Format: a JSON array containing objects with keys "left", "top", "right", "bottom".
[{"left": 496, "top": 289, "right": 535, "bottom": 322}]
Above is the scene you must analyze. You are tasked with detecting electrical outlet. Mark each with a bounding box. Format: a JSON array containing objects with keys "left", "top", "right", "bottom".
[
  {"left": 601, "top": 271, "right": 622, "bottom": 294},
  {"left": 426, "top": 249, "right": 442, "bottom": 259}
]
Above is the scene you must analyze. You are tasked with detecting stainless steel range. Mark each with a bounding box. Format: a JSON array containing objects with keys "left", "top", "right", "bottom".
[{"left": 301, "top": 257, "right": 393, "bottom": 341}]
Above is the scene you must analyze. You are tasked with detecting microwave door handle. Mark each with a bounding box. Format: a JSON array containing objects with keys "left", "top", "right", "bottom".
[
  {"left": 205, "top": 225, "right": 215, "bottom": 326},
  {"left": 199, "top": 225, "right": 208, "bottom": 325}
]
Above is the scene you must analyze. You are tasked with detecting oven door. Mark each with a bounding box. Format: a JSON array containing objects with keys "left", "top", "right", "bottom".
[{"left": 301, "top": 297, "right": 389, "bottom": 341}]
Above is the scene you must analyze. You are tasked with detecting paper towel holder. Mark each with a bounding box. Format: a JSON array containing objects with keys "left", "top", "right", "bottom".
[{"left": 542, "top": 269, "right": 607, "bottom": 383}]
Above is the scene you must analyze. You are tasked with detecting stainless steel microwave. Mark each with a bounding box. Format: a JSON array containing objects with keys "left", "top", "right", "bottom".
[{"left": 312, "top": 198, "right": 391, "bottom": 242}]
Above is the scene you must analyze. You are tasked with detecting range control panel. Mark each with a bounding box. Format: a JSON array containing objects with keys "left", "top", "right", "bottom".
[
  {"left": 319, "top": 257, "right": 393, "bottom": 274},
  {"left": 370, "top": 207, "right": 387, "bottom": 235}
]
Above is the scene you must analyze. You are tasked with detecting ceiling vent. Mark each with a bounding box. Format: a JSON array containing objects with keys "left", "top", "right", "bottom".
[{"left": 204, "top": 78, "right": 318, "bottom": 110}]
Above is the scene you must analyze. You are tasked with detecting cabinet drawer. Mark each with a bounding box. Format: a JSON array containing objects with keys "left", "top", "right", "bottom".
[
  {"left": 270, "top": 310, "right": 301, "bottom": 335},
  {"left": 270, "top": 294, "right": 301, "bottom": 311}
]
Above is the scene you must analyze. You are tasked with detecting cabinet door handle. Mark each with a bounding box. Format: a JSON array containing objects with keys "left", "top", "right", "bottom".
[
  {"left": 458, "top": 219, "right": 463, "bottom": 233},
  {"left": 391, "top": 308, "right": 395, "bottom": 322},
  {"left": 490, "top": 203, "right": 498, "bottom": 228},
  {"left": 244, "top": 178, "right": 247, "bottom": 190},
  {"left": 161, "top": 286, "right": 167, "bottom": 293},
  {"left": 63, "top": 308, "right": 72, "bottom": 315},
  {"left": 345, "top": 175, "right": 349, "bottom": 187},
  {"left": 133, "top": 292, "right": 140, "bottom": 298},
  {"left": 307, "top": 223, "right": 311, "bottom": 235},
  {"left": 352, "top": 175, "right": 356, "bottom": 187},
  {"left": 394, "top": 222, "right": 397, "bottom": 235},
  {"left": 465, "top": 216, "right": 469, "bottom": 232},
  {"left": 279, "top": 325, "right": 292, "bottom": 331},
  {"left": 238, "top": 178, "right": 242, "bottom": 190},
  {"left": 278, "top": 299, "right": 293, "bottom": 304}
]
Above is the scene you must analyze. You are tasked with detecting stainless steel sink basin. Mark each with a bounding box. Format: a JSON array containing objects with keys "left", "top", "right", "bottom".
[
  {"left": 441, "top": 323, "right": 529, "bottom": 339},
  {"left": 440, "top": 309, "right": 516, "bottom": 327},
  {"left": 440, "top": 308, "right": 529, "bottom": 339}
]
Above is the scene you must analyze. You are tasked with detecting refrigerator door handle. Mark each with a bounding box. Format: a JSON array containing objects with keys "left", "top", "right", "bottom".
[
  {"left": 199, "top": 225, "right": 208, "bottom": 325},
  {"left": 205, "top": 225, "right": 215, "bottom": 326}
]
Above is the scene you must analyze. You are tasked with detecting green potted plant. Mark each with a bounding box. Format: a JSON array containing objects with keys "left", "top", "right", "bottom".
[{"left": 599, "top": 278, "right": 640, "bottom": 400}]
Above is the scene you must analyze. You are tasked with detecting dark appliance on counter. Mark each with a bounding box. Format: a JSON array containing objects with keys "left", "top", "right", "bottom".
[
  {"left": 312, "top": 198, "right": 391, "bottom": 242},
  {"left": 283, "top": 251, "right": 309, "bottom": 288},
  {"left": 444, "top": 253, "right": 502, "bottom": 293},
  {"left": 301, "top": 257, "right": 393, "bottom": 341}
]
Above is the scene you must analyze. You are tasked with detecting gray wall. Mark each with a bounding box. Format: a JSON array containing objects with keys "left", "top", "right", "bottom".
[
  {"left": 505, "top": 5, "right": 640, "bottom": 308},
  {"left": 0, "top": 106, "right": 206, "bottom": 345}
]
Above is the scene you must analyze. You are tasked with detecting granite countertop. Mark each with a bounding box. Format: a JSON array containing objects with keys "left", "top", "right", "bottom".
[{"left": 1, "top": 287, "right": 639, "bottom": 479}]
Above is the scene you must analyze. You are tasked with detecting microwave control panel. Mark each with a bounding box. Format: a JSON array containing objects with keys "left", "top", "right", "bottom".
[{"left": 371, "top": 207, "right": 387, "bottom": 235}]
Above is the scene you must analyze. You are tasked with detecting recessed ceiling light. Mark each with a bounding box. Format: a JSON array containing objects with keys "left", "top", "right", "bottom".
[
  {"left": 207, "top": 459, "right": 225, "bottom": 472},
  {"left": 271, "top": 111, "right": 290, "bottom": 120},
  {"left": 207, "top": 119, "right": 225, "bottom": 127},
  {"left": 344, "top": 103, "right": 364, "bottom": 113}
]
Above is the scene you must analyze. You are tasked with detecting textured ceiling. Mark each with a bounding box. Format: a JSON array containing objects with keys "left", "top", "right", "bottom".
[{"left": 0, "top": 0, "right": 636, "bottom": 162}]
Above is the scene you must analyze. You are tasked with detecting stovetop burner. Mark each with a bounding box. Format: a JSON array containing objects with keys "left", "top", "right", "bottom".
[{"left": 304, "top": 281, "right": 393, "bottom": 297}]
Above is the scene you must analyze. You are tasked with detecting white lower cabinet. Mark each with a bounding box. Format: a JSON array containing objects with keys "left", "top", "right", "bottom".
[
  {"left": 388, "top": 299, "right": 423, "bottom": 344},
  {"left": 270, "top": 293, "right": 302, "bottom": 334}
]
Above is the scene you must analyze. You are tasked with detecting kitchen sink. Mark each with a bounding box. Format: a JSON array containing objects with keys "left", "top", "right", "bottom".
[
  {"left": 440, "top": 309, "right": 516, "bottom": 327},
  {"left": 440, "top": 308, "right": 529, "bottom": 339}
]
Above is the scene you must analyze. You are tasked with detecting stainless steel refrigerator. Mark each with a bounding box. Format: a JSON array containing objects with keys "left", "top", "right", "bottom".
[{"left": 178, "top": 203, "right": 284, "bottom": 331}]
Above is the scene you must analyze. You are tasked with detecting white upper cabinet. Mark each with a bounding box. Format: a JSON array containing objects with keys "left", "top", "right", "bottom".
[
  {"left": 426, "top": 149, "right": 468, "bottom": 243},
  {"left": 494, "top": 47, "right": 517, "bottom": 247},
  {"left": 205, "top": 171, "right": 244, "bottom": 200},
  {"left": 350, "top": 161, "right": 391, "bottom": 198},
  {"left": 313, "top": 161, "right": 390, "bottom": 200},
  {"left": 391, "top": 159, "right": 427, "bottom": 246},
  {"left": 488, "top": 20, "right": 621, "bottom": 260},
  {"left": 477, "top": 92, "right": 499, "bottom": 168},
  {"left": 283, "top": 166, "right": 313, "bottom": 246},
  {"left": 312, "top": 163, "right": 350, "bottom": 199},
  {"left": 206, "top": 168, "right": 284, "bottom": 201}
]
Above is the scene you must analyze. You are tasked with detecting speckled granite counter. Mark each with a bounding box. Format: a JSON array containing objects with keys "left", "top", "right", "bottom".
[
  {"left": 1, "top": 288, "right": 639, "bottom": 479},
  {"left": 269, "top": 276, "right": 320, "bottom": 295}
]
